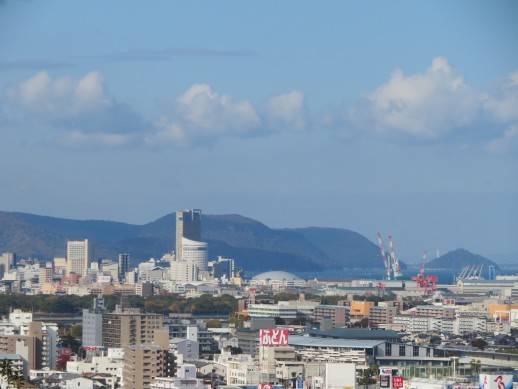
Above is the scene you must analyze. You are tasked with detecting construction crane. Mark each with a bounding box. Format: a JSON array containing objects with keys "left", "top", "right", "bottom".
[
  {"left": 377, "top": 232, "right": 392, "bottom": 280},
  {"left": 388, "top": 234, "right": 402, "bottom": 279}
]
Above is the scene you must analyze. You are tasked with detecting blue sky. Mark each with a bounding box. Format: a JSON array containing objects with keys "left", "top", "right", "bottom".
[{"left": 1, "top": 1, "right": 517, "bottom": 261}]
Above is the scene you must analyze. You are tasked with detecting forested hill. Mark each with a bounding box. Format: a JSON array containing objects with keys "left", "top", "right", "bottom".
[{"left": 0, "top": 210, "right": 390, "bottom": 272}]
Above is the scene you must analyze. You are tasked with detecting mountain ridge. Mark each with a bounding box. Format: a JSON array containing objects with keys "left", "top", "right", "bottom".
[
  {"left": 425, "top": 248, "right": 499, "bottom": 270},
  {"left": 1, "top": 210, "right": 401, "bottom": 272}
]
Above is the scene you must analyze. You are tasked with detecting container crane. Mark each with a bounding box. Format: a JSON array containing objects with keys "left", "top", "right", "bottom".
[{"left": 411, "top": 249, "right": 438, "bottom": 295}]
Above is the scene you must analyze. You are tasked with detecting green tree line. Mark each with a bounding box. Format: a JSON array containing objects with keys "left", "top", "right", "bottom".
[{"left": 0, "top": 293, "right": 237, "bottom": 316}]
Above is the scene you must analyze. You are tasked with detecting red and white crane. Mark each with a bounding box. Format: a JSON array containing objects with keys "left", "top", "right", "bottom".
[
  {"left": 388, "top": 234, "right": 402, "bottom": 279},
  {"left": 377, "top": 232, "right": 392, "bottom": 280}
]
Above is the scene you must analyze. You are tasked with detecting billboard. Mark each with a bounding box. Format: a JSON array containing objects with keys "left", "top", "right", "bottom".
[
  {"left": 83, "top": 346, "right": 106, "bottom": 351},
  {"left": 97, "top": 275, "right": 111, "bottom": 284},
  {"left": 260, "top": 329, "right": 289, "bottom": 346},
  {"left": 392, "top": 377, "right": 404, "bottom": 389},
  {"left": 479, "top": 375, "right": 513, "bottom": 389},
  {"left": 380, "top": 375, "right": 391, "bottom": 388},
  {"left": 326, "top": 363, "right": 356, "bottom": 389}
]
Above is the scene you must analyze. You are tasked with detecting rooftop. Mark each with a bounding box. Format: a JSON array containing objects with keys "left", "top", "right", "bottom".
[
  {"left": 307, "top": 328, "right": 401, "bottom": 340},
  {"left": 288, "top": 335, "right": 383, "bottom": 349}
]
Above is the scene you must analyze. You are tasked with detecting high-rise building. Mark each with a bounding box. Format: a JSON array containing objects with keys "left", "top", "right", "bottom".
[
  {"left": 66, "top": 239, "right": 94, "bottom": 277},
  {"left": 170, "top": 260, "right": 198, "bottom": 283},
  {"left": 118, "top": 253, "right": 130, "bottom": 282},
  {"left": 0, "top": 252, "right": 16, "bottom": 279},
  {"left": 181, "top": 238, "right": 208, "bottom": 273},
  {"left": 175, "top": 209, "right": 202, "bottom": 260},
  {"left": 210, "top": 256, "right": 235, "bottom": 280},
  {"left": 102, "top": 309, "right": 164, "bottom": 348},
  {"left": 83, "top": 296, "right": 106, "bottom": 348}
]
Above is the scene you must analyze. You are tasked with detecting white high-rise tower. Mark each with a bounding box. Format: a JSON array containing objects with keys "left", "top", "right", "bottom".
[{"left": 66, "top": 239, "right": 94, "bottom": 277}]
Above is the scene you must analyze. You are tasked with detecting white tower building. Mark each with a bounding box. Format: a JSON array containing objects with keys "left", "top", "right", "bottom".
[{"left": 66, "top": 239, "right": 94, "bottom": 278}]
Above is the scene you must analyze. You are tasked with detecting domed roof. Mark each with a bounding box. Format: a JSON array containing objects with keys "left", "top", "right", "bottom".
[{"left": 252, "top": 271, "right": 303, "bottom": 282}]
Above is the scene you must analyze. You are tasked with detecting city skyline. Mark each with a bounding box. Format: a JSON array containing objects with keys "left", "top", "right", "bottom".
[{"left": 0, "top": 1, "right": 517, "bottom": 260}]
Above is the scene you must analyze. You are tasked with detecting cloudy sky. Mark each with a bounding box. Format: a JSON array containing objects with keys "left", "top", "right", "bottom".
[{"left": 1, "top": 1, "right": 517, "bottom": 261}]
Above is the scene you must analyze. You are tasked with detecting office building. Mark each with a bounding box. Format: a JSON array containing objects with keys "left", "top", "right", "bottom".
[
  {"left": 118, "top": 253, "right": 130, "bottom": 282},
  {"left": 170, "top": 260, "right": 198, "bottom": 283},
  {"left": 0, "top": 252, "right": 16, "bottom": 279},
  {"left": 66, "top": 239, "right": 94, "bottom": 277},
  {"left": 82, "top": 296, "right": 106, "bottom": 348},
  {"left": 175, "top": 209, "right": 202, "bottom": 260},
  {"left": 210, "top": 256, "right": 235, "bottom": 280}
]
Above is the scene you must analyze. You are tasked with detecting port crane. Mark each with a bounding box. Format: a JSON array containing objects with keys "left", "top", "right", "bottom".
[
  {"left": 376, "top": 233, "right": 402, "bottom": 280},
  {"left": 377, "top": 232, "right": 392, "bottom": 280},
  {"left": 411, "top": 250, "right": 438, "bottom": 295}
]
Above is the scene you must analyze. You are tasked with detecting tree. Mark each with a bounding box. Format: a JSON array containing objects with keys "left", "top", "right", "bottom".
[
  {"left": 59, "top": 333, "right": 81, "bottom": 355},
  {"left": 69, "top": 324, "right": 82, "bottom": 339},
  {"left": 290, "top": 315, "right": 307, "bottom": 326},
  {"left": 273, "top": 292, "right": 299, "bottom": 302},
  {"left": 353, "top": 318, "right": 369, "bottom": 328},
  {"left": 206, "top": 319, "right": 222, "bottom": 328},
  {"left": 229, "top": 346, "right": 242, "bottom": 355},
  {"left": 471, "top": 338, "right": 488, "bottom": 350},
  {"left": 470, "top": 359, "right": 481, "bottom": 374},
  {"left": 358, "top": 363, "right": 378, "bottom": 387},
  {"left": 0, "top": 359, "right": 24, "bottom": 389}
]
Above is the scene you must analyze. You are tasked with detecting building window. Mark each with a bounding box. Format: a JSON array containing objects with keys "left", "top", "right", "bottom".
[
  {"left": 385, "top": 344, "right": 392, "bottom": 356},
  {"left": 399, "top": 345, "right": 406, "bottom": 356},
  {"left": 413, "top": 346, "right": 420, "bottom": 357}
]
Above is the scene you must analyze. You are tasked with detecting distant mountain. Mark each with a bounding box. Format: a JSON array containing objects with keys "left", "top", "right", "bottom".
[
  {"left": 0, "top": 210, "right": 391, "bottom": 272},
  {"left": 426, "top": 248, "right": 500, "bottom": 270},
  {"left": 287, "top": 227, "right": 404, "bottom": 270}
]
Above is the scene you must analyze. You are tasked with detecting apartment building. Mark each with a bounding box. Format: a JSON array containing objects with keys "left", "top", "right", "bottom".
[
  {"left": 313, "top": 305, "right": 349, "bottom": 328},
  {"left": 369, "top": 306, "right": 397, "bottom": 327},
  {"left": 102, "top": 309, "right": 164, "bottom": 348},
  {"left": 123, "top": 344, "right": 174, "bottom": 389},
  {"left": 415, "top": 305, "right": 455, "bottom": 319}
]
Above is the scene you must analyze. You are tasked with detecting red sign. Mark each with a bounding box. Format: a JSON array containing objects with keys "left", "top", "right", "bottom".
[
  {"left": 260, "top": 329, "right": 289, "bottom": 346},
  {"left": 392, "top": 376, "right": 404, "bottom": 388},
  {"left": 83, "top": 346, "right": 105, "bottom": 351},
  {"left": 258, "top": 384, "right": 273, "bottom": 389}
]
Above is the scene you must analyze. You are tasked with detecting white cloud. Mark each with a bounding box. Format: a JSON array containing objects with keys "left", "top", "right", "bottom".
[
  {"left": 347, "top": 57, "right": 481, "bottom": 139},
  {"left": 7, "top": 71, "right": 148, "bottom": 148},
  {"left": 8, "top": 71, "right": 110, "bottom": 118},
  {"left": 483, "top": 69, "right": 518, "bottom": 123},
  {"left": 264, "top": 90, "right": 307, "bottom": 131},
  {"left": 147, "top": 83, "right": 262, "bottom": 147},
  {"left": 487, "top": 125, "right": 518, "bottom": 154}
]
